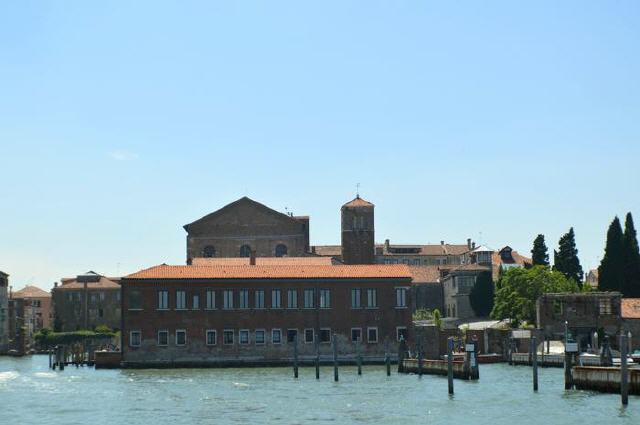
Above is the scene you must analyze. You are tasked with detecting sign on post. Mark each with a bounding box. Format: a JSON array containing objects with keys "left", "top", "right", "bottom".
[{"left": 565, "top": 342, "right": 578, "bottom": 353}]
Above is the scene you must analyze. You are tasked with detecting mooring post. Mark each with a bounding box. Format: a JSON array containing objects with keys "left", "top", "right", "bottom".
[
  {"left": 564, "top": 322, "right": 572, "bottom": 390},
  {"left": 470, "top": 338, "right": 479, "bottom": 380},
  {"left": 447, "top": 337, "right": 454, "bottom": 395},
  {"left": 417, "top": 335, "right": 423, "bottom": 378},
  {"left": 357, "top": 341, "right": 362, "bottom": 376},
  {"left": 392, "top": 338, "right": 400, "bottom": 375},
  {"left": 508, "top": 338, "right": 514, "bottom": 365},
  {"left": 293, "top": 335, "right": 299, "bottom": 379},
  {"left": 333, "top": 334, "right": 339, "bottom": 382},
  {"left": 60, "top": 345, "right": 65, "bottom": 371},
  {"left": 315, "top": 335, "right": 320, "bottom": 380},
  {"left": 531, "top": 336, "right": 538, "bottom": 392},
  {"left": 48, "top": 348, "right": 52, "bottom": 369},
  {"left": 620, "top": 333, "right": 629, "bottom": 406}
]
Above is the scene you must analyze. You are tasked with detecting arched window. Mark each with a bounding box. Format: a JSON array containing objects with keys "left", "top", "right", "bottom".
[
  {"left": 275, "top": 244, "right": 288, "bottom": 257},
  {"left": 203, "top": 245, "right": 216, "bottom": 258},
  {"left": 239, "top": 245, "right": 252, "bottom": 258}
]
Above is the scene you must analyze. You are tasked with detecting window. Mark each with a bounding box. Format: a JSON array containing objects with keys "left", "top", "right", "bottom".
[
  {"left": 206, "top": 290, "right": 216, "bottom": 310},
  {"left": 239, "top": 329, "right": 250, "bottom": 345},
  {"left": 223, "top": 290, "right": 234, "bottom": 310},
  {"left": 98, "top": 308, "right": 104, "bottom": 318},
  {"left": 176, "top": 330, "right": 186, "bottom": 346},
  {"left": 129, "top": 290, "right": 142, "bottom": 310},
  {"left": 304, "top": 289, "right": 315, "bottom": 308},
  {"left": 287, "top": 289, "right": 298, "bottom": 309},
  {"left": 319, "top": 289, "right": 331, "bottom": 309},
  {"left": 287, "top": 329, "right": 298, "bottom": 343},
  {"left": 271, "top": 289, "right": 281, "bottom": 309},
  {"left": 203, "top": 245, "right": 216, "bottom": 258},
  {"left": 255, "top": 290, "right": 265, "bottom": 309},
  {"left": 223, "top": 329, "right": 234, "bottom": 345},
  {"left": 129, "top": 330, "right": 141, "bottom": 347},
  {"left": 366, "top": 289, "right": 377, "bottom": 308},
  {"left": 255, "top": 329, "right": 266, "bottom": 345},
  {"left": 304, "top": 329, "right": 314, "bottom": 344},
  {"left": 351, "top": 289, "right": 361, "bottom": 309},
  {"left": 395, "top": 288, "right": 407, "bottom": 308},
  {"left": 239, "top": 289, "right": 249, "bottom": 309},
  {"left": 158, "top": 330, "right": 168, "bottom": 346},
  {"left": 351, "top": 328, "right": 362, "bottom": 343},
  {"left": 599, "top": 298, "right": 612, "bottom": 315},
  {"left": 367, "top": 327, "right": 378, "bottom": 343},
  {"left": 91, "top": 293, "right": 97, "bottom": 303},
  {"left": 206, "top": 330, "right": 217, "bottom": 346},
  {"left": 158, "top": 290, "right": 169, "bottom": 309},
  {"left": 240, "top": 245, "right": 252, "bottom": 257},
  {"left": 99, "top": 292, "right": 105, "bottom": 301},
  {"left": 319, "top": 328, "right": 331, "bottom": 344},
  {"left": 397, "top": 327, "right": 408, "bottom": 342},
  {"left": 192, "top": 294, "right": 200, "bottom": 310},
  {"left": 176, "top": 290, "right": 186, "bottom": 310},
  {"left": 275, "top": 244, "right": 288, "bottom": 257},
  {"left": 272, "top": 329, "right": 282, "bottom": 344}
]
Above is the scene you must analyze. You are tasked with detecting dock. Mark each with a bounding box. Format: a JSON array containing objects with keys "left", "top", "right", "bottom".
[{"left": 572, "top": 366, "right": 640, "bottom": 395}]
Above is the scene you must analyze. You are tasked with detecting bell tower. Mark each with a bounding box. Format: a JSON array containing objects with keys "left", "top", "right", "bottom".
[{"left": 341, "top": 195, "right": 375, "bottom": 264}]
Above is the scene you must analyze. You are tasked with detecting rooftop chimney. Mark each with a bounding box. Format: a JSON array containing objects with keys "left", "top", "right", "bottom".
[
  {"left": 467, "top": 238, "right": 472, "bottom": 250},
  {"left": 54, "top": 281, "right": 58, "bottom": 288},
  {"left": 250, "top": 249, "right": 257, "bottom": 266},
  {"left": 440, "top": 240, "right": 444, "bottom": 246}
]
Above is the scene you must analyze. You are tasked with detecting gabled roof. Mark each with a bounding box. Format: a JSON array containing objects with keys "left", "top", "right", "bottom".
[
  {"left": 342, "top": 196, "right": 374, "bottom": 209},
  {"left": 622, "top": 299, "right": 640, "bottom": 319},
  {"left": 12, "top": 285, "right": 50, "bottom": 298},
  {"left": 192, "top": 257, "right": 334, "bottom": 266},
  {"left": 57, "top": 275, "right": 120, "bottom": 290},
  {"left": 408, "top": 265, "right": 446, "bottom": 283},
  {"left": 125, "top": 264, "right": 411, "bottom": 280}
]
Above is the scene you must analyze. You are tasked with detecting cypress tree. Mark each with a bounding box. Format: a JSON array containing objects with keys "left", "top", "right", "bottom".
[
  {"left": 622, "top": 212, "right": 640, "bottom": 297},
  {"left": 469, "top": 271, "right": 494, "bottom": 317},
  {"left": 553, "top": 227, "right": 584, "bottom": 285},
  {"left": 598, "top": 216, "right": 624, "bottom": 292},
  {"left": 531, "top": 234, "right": 549, "bottom": 266}
]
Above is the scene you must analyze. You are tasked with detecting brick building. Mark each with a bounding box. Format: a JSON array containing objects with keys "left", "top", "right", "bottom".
[
  {"left": 120, "top": 263, "right": 412, "bottom": 367},
  {"left": 52, "top": 272, "right": 121, "bottom": 331},
  {"left": 341, "top": 196, "right": 375, "bottom": 264},
  {"left": 622, "top": 298, "right": 640, "bottom": 352},
  {"left": 0, "top": 271, "right": 9, "bottom": 353},
  {"left": 8, "top": 285, "right": 52, "bottom": 353}
]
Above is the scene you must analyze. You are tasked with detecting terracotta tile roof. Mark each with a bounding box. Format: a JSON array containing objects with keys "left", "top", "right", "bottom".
[
  {"left": 57, "top": 276, "right": 121, "bottom": 290},
  {"left": 622, "top": 299, "right": 640, "bottom": 319},
  {"left": 126, "top": 264, "right": 412, "bottom": 280},
  {"left": 408, "top": 266, "right": 446, "bottom": 283},
  {"left": 192, "top": 257, "right": 334, "bottom": 266},
  {"left": 342, "top": 196, "right": 374, "bottom": 208},
  {"left": 11, "top": 285, "right": 51, "bottom": 298}
]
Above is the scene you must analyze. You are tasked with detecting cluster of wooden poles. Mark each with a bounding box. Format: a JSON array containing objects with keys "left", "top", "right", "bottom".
[{"left": 48, "top": 343, "right": 94, "bottom": 370}]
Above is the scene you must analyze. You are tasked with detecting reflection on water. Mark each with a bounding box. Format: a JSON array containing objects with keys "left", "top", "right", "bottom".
[{"left": 0, "top": 355, "right": 638, "bottom": 424}]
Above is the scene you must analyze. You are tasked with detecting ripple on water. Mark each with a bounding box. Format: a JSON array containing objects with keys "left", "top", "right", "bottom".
[{"left": 0, "top": 371, "right": 19, "bottom": 382}]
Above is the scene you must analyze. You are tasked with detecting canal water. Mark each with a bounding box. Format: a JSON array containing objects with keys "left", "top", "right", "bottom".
[{"left": 1, "top": 355, "right": 638, "bottom": 424}]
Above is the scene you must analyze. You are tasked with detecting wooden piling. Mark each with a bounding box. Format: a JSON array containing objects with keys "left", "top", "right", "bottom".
[
  {"left": 333, "top": 334, "right": 339, "bottom": 382},
  {"left": 447, "top": 337, "right": 454, "bottom": 395},
  {"left": 315, "top": 336, "right": 320, "bottom": 380},
  {"left": 470, "top": 340, "right": 479, "bottom": 380},
  {"left": 357, "top": 341, "right": 362, "bottom": 376},
  {"left": 417, "top": 336, "right": 423, "bottom": 378},
  {"left": 531, "top": 336, "right": 538, "bottom": 392},
  {"left": 48, "top": 348, "right": 52, "bottom": 369},
  {"left": 388, "top": 339, "right": 394, "bottom": 376},
  {"left": 293, "top": 336, "right": 299, "bottom": 379},
  {"left": 620, "top": 333, "right": 629, "bottom": 406},
  {"left": 59, "top": 346, "right": 65, "bottom": 371}
]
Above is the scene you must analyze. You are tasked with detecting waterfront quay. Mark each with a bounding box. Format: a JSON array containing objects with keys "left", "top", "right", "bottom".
[{"left": 1, "top": 355, "right": 639, "bottom": 425}]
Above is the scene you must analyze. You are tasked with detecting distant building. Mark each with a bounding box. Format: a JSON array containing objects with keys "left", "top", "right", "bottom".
[
  {"left": 183, "top": 197, "right": 310, "bottom": 264},
  {"left": 341, "top": 196, "right": 375, "bottom": 264},
  {"left": 9, "top": 285, "right": 52, "bottom": 353},
  {"left": 52, "top": 272, "right": 121, "bottom": 331},
  {"left": 442, "top": 264, "right": 492, "bottom": 320},
  {"left": 0, "top": 272, "right": 9, "bottom": 353},
  {"left": 408, "top": 266, "right": 445, "bottom": 313},
  {"left": 120, "top": 263, "right": 412, "bottom": 367},
  {"left": 622, "top": 298, "right": 640, "bottom": 352},
  {"left": 585, "top": 269, "right": 599, "bottom": 289}
]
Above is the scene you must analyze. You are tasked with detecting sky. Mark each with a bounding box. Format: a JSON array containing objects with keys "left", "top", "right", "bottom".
[{"left": 1, "top": 1, "right": 639, "bottom": 290}]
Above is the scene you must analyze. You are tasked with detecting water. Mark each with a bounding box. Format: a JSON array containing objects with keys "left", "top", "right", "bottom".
[{"left": 1, "top": 355, "right": 638, "bottom": 424}]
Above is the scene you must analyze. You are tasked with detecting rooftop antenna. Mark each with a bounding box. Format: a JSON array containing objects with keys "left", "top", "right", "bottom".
[{"left": 356, "top": 183, "right": 360, "bottom": 198}]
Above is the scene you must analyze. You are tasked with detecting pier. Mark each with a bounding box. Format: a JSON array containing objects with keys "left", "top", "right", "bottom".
[{"left": 572, "top": 366, "right": 640, "bottom": 395}]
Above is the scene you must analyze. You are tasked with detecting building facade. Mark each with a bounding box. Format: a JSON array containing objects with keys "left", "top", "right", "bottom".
[
  {"left": 120, "top": 264, "right": 412, "bottom": 367},
  {"left": 52, "top": 272, "right": 121, "bottom": 331},
  {"left": 442, "top": 265, "right": 492, "bottom": 319},
  {"left": 622, "top": 298, "right": 640, "bottom": 352},
  {"left": 341, "top": 196, "right": 375, "bottom": 264},
  {"left": 0, "top": 272, "right": 9, "bottom": 353},
  {"left": 183, "top": 197, "right": 310, "bottom": 264},
  {"left": 8, "top": 286, "right": 52, "bottom": 353}
]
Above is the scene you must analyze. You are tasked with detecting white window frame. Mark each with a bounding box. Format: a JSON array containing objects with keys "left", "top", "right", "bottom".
[
  {"left": 223, "top": 290, "right": 234, "bottom": 310},
  {"left": 206, "top": 329, "right": 217, "bottom": 346},
  {"left": 395, "top": 287, "right": 408, "bottom": 309},
  {"left": 396, "top": 326, "right": 408, "bottom": 342},
  {"left": 255, "top": 329, "right": 266, "bottom": 345},
  {"left": 129, "top": 330, "right": 141, "bottom": 347},
  {"left": 206, "top": 290, "right": 216, "bottom": 310},
  {"left": 287, "top": 328, "right": 298, "bottom": 344},
  {"left": 319, "top": 327, "right": 332, "bottom": 344},
  {"left": 223, "top": 329, "right": 234, "bottom": 345},
  {"left": 158, "top": 290, "right": 169, "bottom": 310},
  {"left": 157, "top": 330, "right": 169, "bottom": 346},
  {"left": 239, "top": 289, "right": 249, "bottom": 309},
  {"left": 271, "top": 289, "right": 281, "bottom": 309},
  {"left": 239, "top": 329, "right": 250, "bottom": 345},
  {"left": 254, "top": 289, "right": 265, "bottom": 309},
  {"left": 367, "top": 327, "right": 379, "bottom": 344},
  {"left": 175, "top": 329, "right": 187, "bottom": 346},
  {"left": 271, "top": 328, "right": 282, "bottom": 345},
  {"left": 351, "top": 327, "right": 362, "bottom": 343},
  {"left": 175, "top": 290, "right": 186, "bottom": 310},
  {"left": 304, "top": 328, "right": 314, "bottom": 344}
]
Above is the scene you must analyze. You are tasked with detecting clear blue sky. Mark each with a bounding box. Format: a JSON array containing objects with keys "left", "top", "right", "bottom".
[{"left": 1, "top": 1, "right": 639, "bottom": 290}]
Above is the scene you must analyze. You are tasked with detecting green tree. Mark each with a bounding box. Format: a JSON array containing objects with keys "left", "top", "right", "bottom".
[
  {"left": 622, "top": 212, "right": 640, "bottom": 297},
  {"left": 598, "top": 216, "right": 625, "bottom": 292},
  {"left": 553, "top": 227, "right": 584, "bottom": 286},
  {"left": 469, "top": 271, "right": 494, "bottom": 317},
  {"left": 531, "top": 234, "right": 549, "bottom": 267},
  {"left": 491, "top": 266, "right": 579, "bottom": 327}
]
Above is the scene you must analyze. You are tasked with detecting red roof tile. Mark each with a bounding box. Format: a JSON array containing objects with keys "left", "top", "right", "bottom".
[
  {"left": 57, "top": 276, "right": 120, "bottom": 290},
  {"left": 12, "top": 285, "right": 51, "bottom": 298},
  {"left": 342, "top": 196, "right": 374, "bottom": 208},
  {"left": 192, "top": 257, "right": 334, "bottom": 266},
  {"left": 622, "top": 299, "right": 640, "bottom": 319}
]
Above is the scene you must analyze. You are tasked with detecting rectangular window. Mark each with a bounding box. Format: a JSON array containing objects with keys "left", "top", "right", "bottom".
[
  {"left": 239, "top": 289, "right": 249, "bottom": 309},
  {"left": 206, "top": 290, "right": 216, "bottom": 310},
  {"left": 271, "top": 289, "right": 281, "bottom": 309},
  {"left": 223, "top": 329, "right": 234, "bottom": 345},
  {"left": 99, "top": 292, "right": 105, "bottom": 301},
  {"left": 192, "top": 294, "right": 200, "bottom": 310},
  {"left": 176, "top": 290, "right": 186, "bottom": 310},
  {"left": 287, "top": 289, "right": 298, "bottom": 309},
  {"left": 367, "top": 289, "right": 378, "bottom": 308},
  {"left": 157, "top": 330, "right": 168, "bottom": 346},
  {"left": 176, "top": 329, "right": 186, "bottom": 346},
  {"left": 128, "top": 290, "right": 142, "bottom": 310},
  {"left": 287, "top": 329, "right": 298, "bottom": 343},
  {"left": 303, "top": 289, "right": 315, "bottom": 308},
  {"left": 396, "top": 288, "right": 407, "bottom": 308},
  {"left": 367, "top": 327, "right": 378, "bottom": 343},
  {"left": 129, "top": 330, "right": 141, "bottom": 347},
  {"left": 98, "top": 308, "right": 104, "bottom": 318},
  {"left": 255, "top": 290, "right": 265, "bottom": 309},
  {"left": 320, "top": 328, "right": 331, "bottom": 343},
  {"left": 223, "top": 290, "right": 234, "bottom": 310},
  {"left": 255, "top": 329, "right": 266, "bottom": 345},
  {"left": 206, "top": 330, "right": 217, "bottom": 346},
  {"left": 158, "top": 290, "right": 169, "bottom": 309},
  {"left": 304, "top": 329, "right": 314, "bottom": 344},
  {"left": 351, "top": 288, "right": 361, "bottom": 309},
  {"left": 351, "top": 328, "right": 362, "bottom": 343},
  {"left": 272, "top": 329, "right": 282, "bottom": 344},
  {"left": 319, "top": 289, "right": 331, "bottom": 309},
  {"left": 239, "top": 329, "right": 250, "bottom": 345},
  {"left": 397, "top": 327, "right": 408, "bottom": 342}
]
